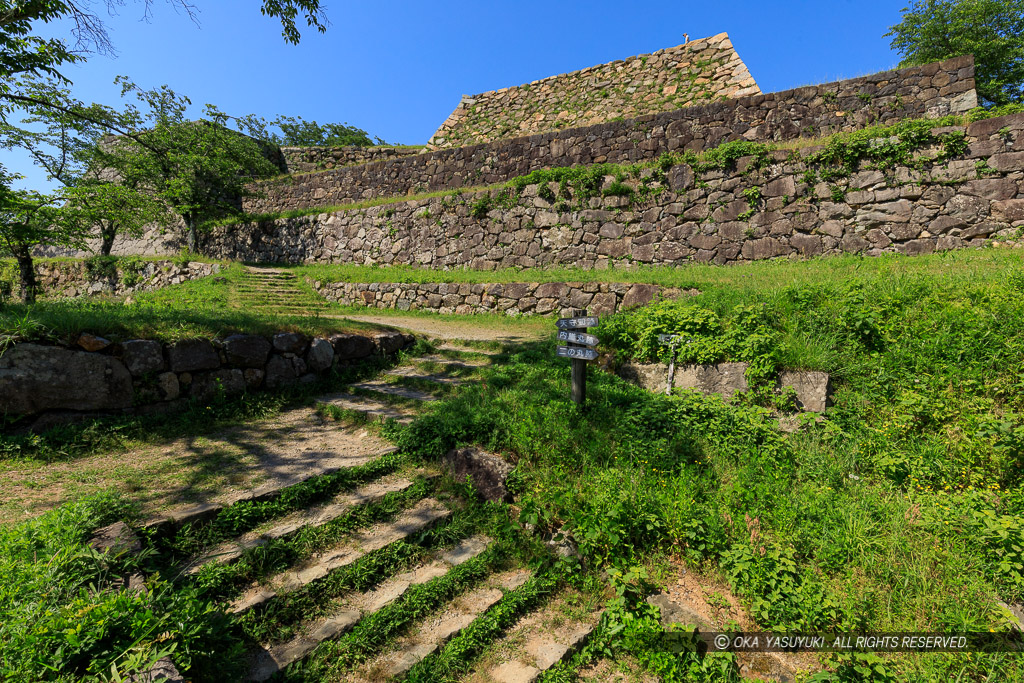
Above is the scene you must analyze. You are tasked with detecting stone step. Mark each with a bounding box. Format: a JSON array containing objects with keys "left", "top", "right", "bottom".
[
  {"left": 143, "top": 446, "right": 398, "bottom": 536},
  {"left": 316, "top": 392, "right": 417, "bottom": 425},
  {"left": 348, "top": 381, "right": 440, "bottom": 402},
  {"left": 351, "top": 569, "right": 533, "bottom": 681},
  {"left": 482, "top": 604, "right": 603, "bottom": 683},
  {"left": 182, "top": 475, "right": 419, "bottom": 576},
  {"left": 437, "top": 345, "right": 502, "bottom": 358},
  {"left": 246, "top": 536, "right": 491, "bottom": 681},
  {"left": 229, "top": 498, "right": 451, "bottom": 615},
  {"left": 385, "top": 366, "right": 471, "bottom": 386},
  {"left": 418, "top": 355, "right": 488, "bottom": 369}
]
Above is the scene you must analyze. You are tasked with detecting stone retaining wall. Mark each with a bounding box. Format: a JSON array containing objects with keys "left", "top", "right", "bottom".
[
  {"left": 427, "top": 33, "right": 759, "bottom": 150},
  {"left": 242, "top": 56, "right": 975, "bottom": 216},
  {"left": 280, "top": 146, "right": 421, "bottom": 174},
  {"left": 205, "top": 111, "right": 1024, "bottom": 268},
  {"left": 28, "top": 260, "right": 221, "bottom": 299},
  {"left": 0, "top": 330, "right": 414, "bottom": 429},
  {"left": 310, "top": 280, "right": 698, "bottom": 317}
]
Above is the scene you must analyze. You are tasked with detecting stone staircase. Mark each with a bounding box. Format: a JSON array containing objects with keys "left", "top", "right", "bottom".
[
  {"left": 143, "top": 341, "right": 605, "bottom": 682},
  {"left": 231, "top": 266, "right": 333, "bottom": 316}
]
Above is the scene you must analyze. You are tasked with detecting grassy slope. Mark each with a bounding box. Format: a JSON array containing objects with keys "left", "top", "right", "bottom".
[{"left": 388, "top": 249, "right": 1024, "bottom": 681}]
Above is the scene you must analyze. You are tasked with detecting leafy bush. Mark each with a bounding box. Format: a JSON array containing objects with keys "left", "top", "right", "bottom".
[{"left": 0, "top": 493, "right": 243, "bottom": 680}]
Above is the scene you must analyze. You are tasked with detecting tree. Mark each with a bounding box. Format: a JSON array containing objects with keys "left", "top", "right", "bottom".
[
  {"left": 886, "top": 0, "right": 1024, "bottom": 105},
  {"left": 1, "top": 1, "right": 328, "bottom": 119},
  {"left": 269, "top": 116, "right": 389, "bottom": 147},
  {"left": 111, "top": 79, "right": 280, "bottom": 252},
  {"left": 1, "top": 79, "right": 170, "bottom": 255},
  {"left": 0, "top": 170, "right": 90, "bottom": 303}
]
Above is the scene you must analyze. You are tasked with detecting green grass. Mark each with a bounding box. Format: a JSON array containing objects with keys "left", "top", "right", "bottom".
[
  {"left": 0, "top": 262, "right": 387, "bottom": 345},
  {"left": 295, "top": 249, "right": 1021, "bottom": 292},
  {"left": 385, "top": 250, "right": 1024, "bottom": 682}
]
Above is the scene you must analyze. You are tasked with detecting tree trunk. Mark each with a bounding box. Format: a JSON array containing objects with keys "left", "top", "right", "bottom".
[
  {"left": 15, "top": 250, "right": 37, "bottom": 305},
  {"left": 100, "top": 220, "right": 116, "bottom": 256}
]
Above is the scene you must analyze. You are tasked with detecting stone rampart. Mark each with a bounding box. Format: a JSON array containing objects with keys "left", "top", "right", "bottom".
[
  {"left": 310, "top": 280, "right": 698, "bottom": 317},
  {"left": 280, "top": 146, "right": 420, "bottom": 174},
  {"left": 206, "top": 110, "right": 1024, "bottom": 269},
  {"left": 427, "top": 33, "right": 759, "bottom": 149},
  {"left": 26, "top": 259, "right": 221, "bottom": 299},
  {"left": 242, "top": 56, "right": 976, "bottom": 216},
  {"left": 0, "top": 330, "right": 414, "bottom": 430}
]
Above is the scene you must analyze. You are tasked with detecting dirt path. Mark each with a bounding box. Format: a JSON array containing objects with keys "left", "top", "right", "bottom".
[
  {"left": 342, "top": 314, "right": 548, "bottom": 344},
  {"left": 0, "top": 408, "right": 393, "bottom": 525}
]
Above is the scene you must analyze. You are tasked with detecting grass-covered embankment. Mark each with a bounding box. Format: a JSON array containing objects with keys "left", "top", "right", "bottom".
[{"left": 387, "top": 249, "right": 1024, "bottom": 681}]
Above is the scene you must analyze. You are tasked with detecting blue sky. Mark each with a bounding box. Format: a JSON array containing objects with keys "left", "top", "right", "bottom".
[{"left": 6, "top": 0, "right": 913, "bottom": 189}]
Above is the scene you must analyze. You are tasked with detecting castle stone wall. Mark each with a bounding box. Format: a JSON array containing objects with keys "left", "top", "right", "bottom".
[
  {"left": 427, "top": 33, "right": 759, "bottom": 150},
  {"left": 208, "top": 111, "right": 1024, "bottom": 269},
  {"left": 243, "top": 57, "right": 977, "bottom": 217}
]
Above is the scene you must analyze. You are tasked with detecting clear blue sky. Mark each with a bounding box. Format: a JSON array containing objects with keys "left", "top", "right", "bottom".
[{"left": 6, "top": 0, "right": 912, "bottom": 189}]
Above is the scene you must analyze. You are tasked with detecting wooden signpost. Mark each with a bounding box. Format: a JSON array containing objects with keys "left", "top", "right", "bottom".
[{"left": 556, "top": 310, "right": 599, "bottom": 407}]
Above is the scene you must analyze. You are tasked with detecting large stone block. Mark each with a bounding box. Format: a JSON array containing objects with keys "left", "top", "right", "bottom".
[
  {"left": 675, "top": 362, "right": 749, "bottom": 398},
  {"left": 616, "top": 362, "right": 668, "bottom": 393},
  {"left": 331, "top": 334, "right": 375, "bottom": 360},
  {"left": 167, "top": 339, "right": 220, "bottom": 373},
  {"left": 443, "top": 446, "right": 515, "bottom": 503},
  {"left": 272, "top": 332, "right": 309, "bottom": 355},
  {"left": 777, "top": 370, "right": 833, "bottom": 412},
  {"left": 621, "top": 284, "right": 662, "bottom": 310},
  {"left": 223, "top": 334, "right": 271, "bottom": 368},
  {"left": 305, "top": 338, "right": 335, "bottom": 372},
  {"left": 120, "top": 340, "right": 165, "bottom": 377},
  {"left": 0, "top": 343, "right": 134, "bottom": 414}
]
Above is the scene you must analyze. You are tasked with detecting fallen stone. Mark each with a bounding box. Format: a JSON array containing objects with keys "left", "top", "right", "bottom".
[
  {"left": 223, "top": 334, "right": 271, "bottom": 368},
  {"left": 167, "top": 339, "right": 220, "bottom": 373},
  {"left": 127, "top": 657, "right": 184, "bottom": 683},
  {"left": 77, "top": 333, "right": 112, "bottom": 352},
  {"left": 777, "top": 370, "right": 833, "bottom": 412},
  {"left": 0, "top": 343, "right": 133, "bottom": 414},
  {"left": 443, "top": 446, "right": 515, "bottom": 502},
  {"left": 89, "top": 521, "right": 142, "bottom": 556},
  {"left": 373, "top": 330, "right": 406, "bottom": 354},
  {"left": 121, "top": 340, "right": 165, "bottom": 376}
]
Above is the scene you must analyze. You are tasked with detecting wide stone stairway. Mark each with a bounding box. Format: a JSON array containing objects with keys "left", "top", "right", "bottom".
[
  {"left": 230, "top": 266, "right": 334, "bottom": 317},
  {"left": 143, "top": 342, "right": 604, "bottom": 682}
]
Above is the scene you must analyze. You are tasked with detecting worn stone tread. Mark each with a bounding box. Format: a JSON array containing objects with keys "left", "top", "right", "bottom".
[
  {"left": 316, "top": 392, "right": 416, "bottom": 424},
  {"left": 466, "top": 591, "right": 603, "bottom": 683},
  {"left": 228, "top": 498, "right": 451, "bottom": 615},
  {"left": 385, "top": 366, "right": 471, "bottom": 386},
  {"left": 351, "top": 569, "right": 532, "bottom": 681},
  {"left": 143, "top": 446, "right": 398, "bottom": 534},
  {"left": 246, "top": 536, "right": 491, "bottom": 681},
  {"left": 183, "top": 476, "right": 417, "bottom": 576},
  {"left": 348, "top": 380, "right": 440, "bottom": 402}
]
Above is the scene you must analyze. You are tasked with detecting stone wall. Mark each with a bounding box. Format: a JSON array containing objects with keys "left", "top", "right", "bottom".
[
  {"left": 205, "top": 110, "right": 1024, "bottom": 269},
  {"left": 310, "top": 280, "right": 698, "bottom": 317},
  {"left": 280, "top": 146, "right": 421, "bottom": 174},
  {"left": 427, "top": 33, "right": 760, "bottom": 150},
  {"left": 242, "top": 56, "right": 976, "bottom": 216},
  {"left": 27, "top": 259, "right": 221, "bottom": 299},
  {"left": 0, "top": 330, "right": 415, "bottom": 429}
]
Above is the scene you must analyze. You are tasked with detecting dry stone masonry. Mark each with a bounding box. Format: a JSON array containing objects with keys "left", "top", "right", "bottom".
[
  {"left": 0, "top": 330, "right": 414, "bottom": 428},
  {"left": 279, "top": 145, "right": 420, "bottom": 174},
  {"left": 204, "top": 109, "right": 1024, "bottom": 271},
  {"left": 239, "top": 56, "right": 974, "bottom": 217},
  {"left": 25, "top": 259, "right": 221, "bottom": 299},
  {"left": 310, "top": 280, "right": 697, "bottom": 317},
  {"left": 427, "top": 33, "right": 759, "bottom": 149}
]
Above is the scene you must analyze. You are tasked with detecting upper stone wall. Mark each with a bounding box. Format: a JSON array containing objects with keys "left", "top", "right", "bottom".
[
  {"left": 243, "top": 56, "right": 977, "bottom": 217},
  {"left": 280, "top": 146, "right": 420, "bottom": 174},
  {"left": 427, "top": 33, "right": 759, "bottom": 150}
]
